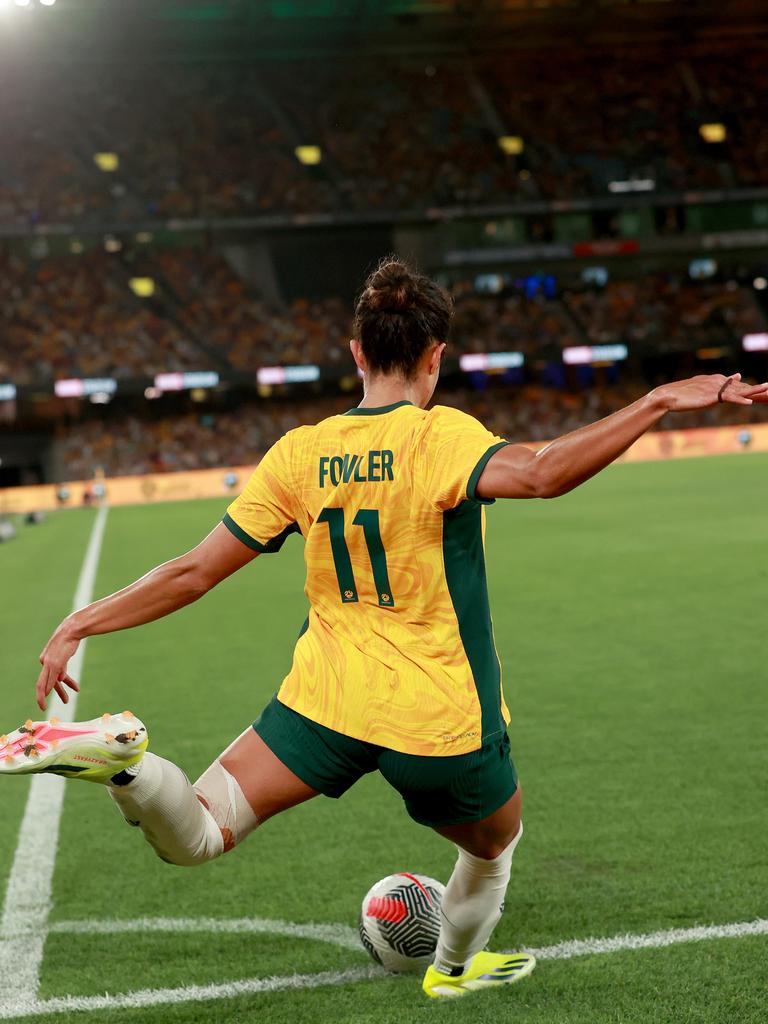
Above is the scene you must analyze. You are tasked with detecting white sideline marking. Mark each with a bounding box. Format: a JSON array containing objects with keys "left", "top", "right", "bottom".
[
  {"left": 529, "top": 916, "right": 768, "bottom": 961},
  {"left": 0, "top": 505, "right": 108, "bottom": 1016},
  {"left": 0, "top": 914, "right": 764, "bottom": 1019},
  {"left": 49, "top": 915, "right": 361, "bottom": 950},
  {"left": 13, "top": 967, "right": 382, "bottom": 1018}
]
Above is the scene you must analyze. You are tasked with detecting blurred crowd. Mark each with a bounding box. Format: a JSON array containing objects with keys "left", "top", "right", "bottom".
[
  {"left": 562, "top": 277, "right": 764, "bottom": 355},
  {"left": 3, "top": 244, "right": 763, "bottom": 384},
  {"left": 0, "top": 249, "right": 203, "bottom": 385},
  {"left": 2, "top": 45, "right": 767, "bottom": 225},
  {"left": 55, "top": 384, "right": 768, "bottom": 482}
]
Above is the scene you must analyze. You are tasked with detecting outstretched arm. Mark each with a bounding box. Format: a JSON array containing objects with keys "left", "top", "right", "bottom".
[
  {"left": 476, "top": 373, "right": 768, "bottom": 501},
  {"left": 36, "top": 523, "right": 257, "bottom": 711}
]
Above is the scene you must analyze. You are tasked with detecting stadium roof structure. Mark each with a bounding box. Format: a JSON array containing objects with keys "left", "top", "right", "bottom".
[{"left": 3, "top": 0, "right": 768, "bottom": 59}]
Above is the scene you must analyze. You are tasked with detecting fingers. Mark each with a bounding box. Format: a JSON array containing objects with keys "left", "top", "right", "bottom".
[
  {"left": 35, "top": 666, "right": 53, "bottom": 712},
  {"left": 719, "top": 374, "right": 768, "bottom": 406},
  {"left": 35, "top": 665, "right": 81, "bottom": 713}
]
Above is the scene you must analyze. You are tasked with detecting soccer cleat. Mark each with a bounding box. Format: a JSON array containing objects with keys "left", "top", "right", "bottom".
[
  {"left": 0, "top": 713, "right": 148, "bottom": 785},
  {"left": 422, "top": 950, "right": 536, "bottom": 999}
]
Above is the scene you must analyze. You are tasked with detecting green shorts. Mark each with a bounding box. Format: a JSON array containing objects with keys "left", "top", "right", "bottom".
[{"left": 253, "top": 696, "right": 518, "bottom": 828}]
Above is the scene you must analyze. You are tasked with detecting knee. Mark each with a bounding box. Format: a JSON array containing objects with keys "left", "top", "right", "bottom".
[
  {"left": 471, "top": 821, "right": 523, "bottom": 862},
  {"left": 194, "top": 760, "right": 259, "bottom": 852}
]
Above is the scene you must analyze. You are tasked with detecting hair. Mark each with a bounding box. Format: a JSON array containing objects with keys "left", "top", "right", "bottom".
[{"left": 353, "top": 257, "right": 453, "bottom": 380}]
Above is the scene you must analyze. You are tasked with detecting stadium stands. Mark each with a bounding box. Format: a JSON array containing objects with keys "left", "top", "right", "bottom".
[
  {"left": 2, "top": 44, "right": 768, "bottom": 225},
  {"left": 1, "top": 242, "right": 763, "bottom": 387}
]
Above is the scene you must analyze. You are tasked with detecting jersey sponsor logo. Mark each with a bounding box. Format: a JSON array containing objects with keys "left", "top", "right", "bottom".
[
  {"left": 319, "top": 450, "right": 394, "bottom": 487},
  {"left": 442, "top": 729, "right": 480, "bottom": 743}
]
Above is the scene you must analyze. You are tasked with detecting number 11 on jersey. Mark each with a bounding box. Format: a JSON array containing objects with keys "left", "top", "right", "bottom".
[{"left": 317, "top": 507, "right": 395, "bottom": 607}]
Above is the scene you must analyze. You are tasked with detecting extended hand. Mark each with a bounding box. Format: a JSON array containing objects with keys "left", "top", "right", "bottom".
[
  {"left": 656, "top": 373, "right": 768, "bottom": 412},
  {"left": 36, "top": 625, "right": 81, "bottom": 712}
]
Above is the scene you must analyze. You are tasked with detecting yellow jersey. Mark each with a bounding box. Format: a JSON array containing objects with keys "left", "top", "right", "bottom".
[{"left": 224, "top": 400, "right": 511, "bottom": 757}]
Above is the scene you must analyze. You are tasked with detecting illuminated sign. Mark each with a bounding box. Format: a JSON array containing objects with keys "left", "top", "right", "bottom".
[
  {"left": 257, "top": 365, "right": 321, "bottom": 385},
  {"left": 743, "top": 333, "right": 768, "bottom": 352},
  {"left": 459, "top": 352, "right": 525, "bottom": 372},
  {"left": 154, "top": 372, "right": 220, "bottom": 392},
  {"left": 563, "top": 345, "right": 628, "bottom": 365},
  {"left": 55, "top": 378, "right": 118, "bottom": 398}
]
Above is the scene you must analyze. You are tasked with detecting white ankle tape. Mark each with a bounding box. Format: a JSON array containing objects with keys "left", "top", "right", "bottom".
[
  {"left": 109, "top": 752, "right": 259, "bottom": 867},
  {"left": 194, "top": 759, "right": 259, "bottom": 851}
]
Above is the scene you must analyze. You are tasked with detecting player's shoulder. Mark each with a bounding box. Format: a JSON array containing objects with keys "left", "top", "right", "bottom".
[{"left": 423, "top": 404, "right": 488, "bottom": 436}]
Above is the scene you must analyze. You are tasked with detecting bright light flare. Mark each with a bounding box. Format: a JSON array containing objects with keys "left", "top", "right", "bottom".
[
  {"left": 700, "top": 123, "right": 726, "bottom": 143},
  {"left": 498, "top": 135, "right": 524, "bottom": 155},
  {"left": 294, "top": 145, "right": 322, "bottom": 166}
]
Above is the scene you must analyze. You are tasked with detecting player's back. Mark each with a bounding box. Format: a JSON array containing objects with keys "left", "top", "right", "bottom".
[{"left": 225, "top": 399, "right": 510, "bottom": 756}]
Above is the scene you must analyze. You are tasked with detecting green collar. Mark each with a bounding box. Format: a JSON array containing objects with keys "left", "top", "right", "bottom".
[{"left": 343, "top": 400, "right": 414, "bottom": 416}]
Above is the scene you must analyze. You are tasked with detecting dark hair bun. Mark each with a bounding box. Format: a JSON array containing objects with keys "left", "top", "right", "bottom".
[
  {"left": 364, "top": 260, "right": 419, "bottom": 312},
  {"left": 353, "top": 256, "right": 453, "bottom": 380}
]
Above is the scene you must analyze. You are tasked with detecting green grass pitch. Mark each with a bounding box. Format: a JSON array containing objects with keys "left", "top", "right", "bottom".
[{"left": 1, "top": 452, "right": 767, "bottom": 1023}]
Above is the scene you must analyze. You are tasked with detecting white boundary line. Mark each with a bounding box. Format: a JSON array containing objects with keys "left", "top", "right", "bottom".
[
  {"left": 0, "top": 506, "right": 108, "bottom": 1017},
  {"left": 528, "top": 916, "right": 768, "bottom": 960},
  {"left": 48, "top": 915, "right": 361, "bottom": 950},
  {"left": 0, "top": 913, "right": 763, "bottom": 1018}
]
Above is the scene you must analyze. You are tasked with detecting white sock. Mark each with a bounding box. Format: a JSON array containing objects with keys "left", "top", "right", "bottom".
[
  {"left": 108, "top": 752, "right": 256, "bottom": 867},
  {"left": 433, "top": 823, "right": 523, "bottom": 974}
]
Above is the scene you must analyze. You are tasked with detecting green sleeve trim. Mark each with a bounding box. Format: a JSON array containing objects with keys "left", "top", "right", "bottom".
[
  {"left": 222, "top": 513, "right": 299, "bottom": 554},
  {"left": 466, "top": 441, "right": 510, "bottom": 505}
]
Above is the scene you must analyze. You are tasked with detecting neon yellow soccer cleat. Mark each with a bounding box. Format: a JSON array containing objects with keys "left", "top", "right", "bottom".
[
  {"left": 422, "top": 950, "right": 536, "bottom": 999},
  {"left": 0, "top": 712, "right": 148, "bottom": 785}
]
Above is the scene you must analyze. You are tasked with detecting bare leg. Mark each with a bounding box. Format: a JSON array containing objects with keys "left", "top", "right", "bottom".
[
  {"left": 436, "top": 788, "right": 522, "bottom": 859},
  {"left": 218, "top": 727, "right": 319, "bottom": 822}
]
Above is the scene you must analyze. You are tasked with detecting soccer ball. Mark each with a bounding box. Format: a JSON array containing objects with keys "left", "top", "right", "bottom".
[{"left": 359, "top": 872, "right": 445, "bottom": 973}]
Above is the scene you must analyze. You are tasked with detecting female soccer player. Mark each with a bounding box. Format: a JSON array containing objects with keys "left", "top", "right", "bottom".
[{"left": 2, "top": 260, "right": 766, "bottom": 999}]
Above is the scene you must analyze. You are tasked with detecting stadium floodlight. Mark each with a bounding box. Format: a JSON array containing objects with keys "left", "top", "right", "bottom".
[
  {"left": 498, "top": 136, "right": 524, "bottom": 156},
  {"left": 699, "top": 123, "right": 726, "bottom": 143},
  {"left": 93, "top": 152, "right": 119, "bottom": 172},
  {"left": 294, "top": 145, "right": 322, "bottom": 165},
  {"left": 129, "top": 277, "right": 155, "bottom": 298}
]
